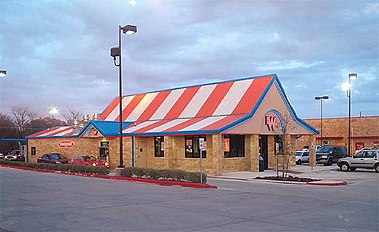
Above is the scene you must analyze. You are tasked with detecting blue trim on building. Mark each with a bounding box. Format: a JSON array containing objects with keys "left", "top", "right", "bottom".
[
  {"left": 267, "top": 109, "right": 285, "bottom": 133},
  {"left": 78, "top": 120, "right": 133, "bottom": 137},
  {"left": 273, "top": 81, "right": 319, "bottom": 134}
]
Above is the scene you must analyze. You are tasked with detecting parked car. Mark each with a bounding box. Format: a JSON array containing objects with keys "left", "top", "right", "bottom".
[
  {"left": 295, "top": 150, "right": 309, "bottom": 165},
  {"left": 0, "top": 153, "right": 4, "bottom": 159},
  {"left": 37, "top": 153, "right": 68, "bottom": 164},
  {"left": 337, "top": 149, "right": 379, "bottom": 172},
  {"left": 316, "top": 145, "right": 347, "bottom": 166},
  {"left": 5, "top": 150, "right": 22, "bottom": 161},
  {"left": 68, "top": 156, "right": 109, "bottom": 168}
]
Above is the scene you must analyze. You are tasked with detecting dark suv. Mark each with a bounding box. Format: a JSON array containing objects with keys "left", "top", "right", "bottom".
[{"left": 316, "top": 146, "right": 347, "bottom": 166}]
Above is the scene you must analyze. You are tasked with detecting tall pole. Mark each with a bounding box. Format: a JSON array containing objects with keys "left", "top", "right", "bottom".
[
  {"left": 118, "top": 25, "right": 124, "bottom": 168},
  {"left": 348, "top": 77, "right": 351, "bottom": 157},
  {"left": 320, "top": 98, "right": 323, "bottom": 145},
  {"left": 315, "top": 96, "right": 328, "bottom": 146}
]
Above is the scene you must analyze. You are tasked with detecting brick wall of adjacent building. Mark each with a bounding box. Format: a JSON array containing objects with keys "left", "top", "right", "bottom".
[{"left": 298, "top": 116, "right": 379, "bottom": 153}]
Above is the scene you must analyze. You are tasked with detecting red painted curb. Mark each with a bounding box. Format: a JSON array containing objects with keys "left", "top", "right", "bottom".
[
  {"left": 306, "top": 181, "right": 347, "bottom": 186},
  {"left": 0, "top": 164, "right": 217, "bottom": 189}
]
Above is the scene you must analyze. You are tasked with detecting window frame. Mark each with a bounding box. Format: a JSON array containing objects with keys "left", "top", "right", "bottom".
[
  {"left": 154, "top": 136, "right": 165, "bottom": 157},
  {"left": 224, "top": 134, "right": 245, "bottom": 158},
  {"left": 184, "top": 136, "right": 206, "bottom": 158}
]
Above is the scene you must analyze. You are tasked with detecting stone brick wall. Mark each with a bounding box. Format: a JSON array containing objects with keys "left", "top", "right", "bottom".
[{"left": 298, "top": 116, "right": 379, "bottom": 153}]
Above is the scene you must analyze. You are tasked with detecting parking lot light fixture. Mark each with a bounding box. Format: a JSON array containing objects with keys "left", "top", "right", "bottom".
[
  {"left": 315, "top": 95, "right": 329, "bottom": 145},
  {"left": 49, "top": 107, "right": 59, "bottom": 119},
  {"left": 0, "top": 70, "right": 6, "bottom": 77},
  {"left": 347, "top": 73, "right": 357, "bottom": 157},
  {"left": 110, "top": 24, "right": 137, "bottom": 169}
]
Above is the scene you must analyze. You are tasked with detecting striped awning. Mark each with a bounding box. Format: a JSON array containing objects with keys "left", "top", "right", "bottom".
[{"left": 100, "top": 75, "right": 273, "bottom": 135}]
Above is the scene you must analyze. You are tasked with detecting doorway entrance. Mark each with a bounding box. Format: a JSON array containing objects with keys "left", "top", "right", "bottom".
[{"left": 259, "top": 135, "right": 268, "bottom": 169}]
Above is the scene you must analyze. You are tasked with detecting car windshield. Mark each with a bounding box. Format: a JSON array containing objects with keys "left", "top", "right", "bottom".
[
  {"left": 317, "top": 146, "right": 332, "bottom": 153},
  {"left": 296, "top": 152, "right": 302, "bottom": 156},
  {"left": 10, "top": 150, "right": 19, "bottom": 155},
  {"left": 55, "top": 154, "right": 66, "bottom": 159},
  {"left": 85, "top": 156, "right": 97, "bottom": 161}
]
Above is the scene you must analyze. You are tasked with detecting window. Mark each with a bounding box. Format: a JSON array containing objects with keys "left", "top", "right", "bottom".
[
  {"left": 224, "top": 135, "right": 245, "bottom": 158},
  {"left": 50, "top": 154, "right": 59, "bottom": 160},
  {"left": 185, "top": 136, "right": 206, "bottom": 158},
  {"left": 154, "top": 136, "right": 164, "bottom": 157},
  {"left": 365, "top": 151, "right": 375, "bottom": 158},
  {"left": 31, "top": 147, "right": 36, "bottom": 156}
]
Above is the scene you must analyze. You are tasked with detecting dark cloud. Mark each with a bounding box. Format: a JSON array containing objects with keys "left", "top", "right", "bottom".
[{"left": 1, "top": 0, "right": 377, "bottom": 119}]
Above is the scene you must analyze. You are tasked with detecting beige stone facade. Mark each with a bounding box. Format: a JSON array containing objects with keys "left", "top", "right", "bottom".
[{"left": 28, "top": 133, "right": 308, "bottom": 175}]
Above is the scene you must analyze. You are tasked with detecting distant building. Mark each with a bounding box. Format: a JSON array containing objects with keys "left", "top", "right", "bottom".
[
  {"left": 298, "top": 116, "right": 379, "bottom": 153},
  {"left": 27, "top": 74, "right": 318, "bottom": 175}
]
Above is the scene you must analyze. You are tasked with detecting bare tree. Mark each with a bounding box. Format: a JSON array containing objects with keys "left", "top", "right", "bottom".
[
  {"left": 11, "top": 106, "right": 38, "bottom": 136},
  {"left": 274, "top": 113, "right": 296, "bottom": 177},
  {"left": 62, "top": 108, "right": 83, "bottom": 125}
]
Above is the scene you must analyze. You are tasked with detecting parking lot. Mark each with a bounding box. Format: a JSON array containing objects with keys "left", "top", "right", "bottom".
[{"left": 1, "top": 166, "right": 378, "bottom": 232}]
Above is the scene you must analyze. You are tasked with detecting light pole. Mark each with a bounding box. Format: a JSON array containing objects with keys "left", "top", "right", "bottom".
[
  {"left": 347, "top": 73, "right": 357, "bottom": 157},
  {"left": 49, "top": 107, "right": 59, "bottom": 119},
  {"left": 0, "top": 70, "right": 6, "bottom": 77},
  {"left": 315, "top": 95, "right": 329, "bottom": 146},
  {"left": 110, "top": 24, "right": 137, "bottom": 168}
]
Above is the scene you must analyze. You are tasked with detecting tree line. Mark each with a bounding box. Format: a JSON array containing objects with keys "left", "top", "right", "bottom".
[{"left": 0, "top": 106, "right": 83, "bottom": 154}]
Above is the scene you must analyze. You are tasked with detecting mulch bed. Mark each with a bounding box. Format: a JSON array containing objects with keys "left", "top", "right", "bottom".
[{"left": 255, "top": 175, "right": 320, "bottom": 182}]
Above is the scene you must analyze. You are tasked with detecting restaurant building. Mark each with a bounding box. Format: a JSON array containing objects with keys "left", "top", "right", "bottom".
[{"left": 27, "top": 74, "right": 318, "bottom": 175}]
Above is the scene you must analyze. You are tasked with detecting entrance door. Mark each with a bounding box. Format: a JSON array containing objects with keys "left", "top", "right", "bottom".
[
  {"left": 259, "top": 135, "right": 268, "bottom": 169},
  {"left": 136, "top": 138, "right": 147, "bottom": 168}
]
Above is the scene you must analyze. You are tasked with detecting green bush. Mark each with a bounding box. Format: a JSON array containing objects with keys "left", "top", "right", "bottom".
[{"left": 0, "top": 160, "right": 109, "bottom": 175}]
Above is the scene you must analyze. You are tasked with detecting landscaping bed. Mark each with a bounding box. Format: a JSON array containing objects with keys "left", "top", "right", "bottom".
[{"left": 255, "top": 175, "right": 320, "bottom": 182}]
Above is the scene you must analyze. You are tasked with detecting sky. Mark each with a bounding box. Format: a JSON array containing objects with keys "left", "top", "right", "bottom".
[{"left": 1, "top": 0, "right": 378, "bottom": 120}]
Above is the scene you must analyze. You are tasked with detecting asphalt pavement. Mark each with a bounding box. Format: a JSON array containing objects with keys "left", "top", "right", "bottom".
[{"left": 1, "top": 166, "right": 378, "bottom": 232}]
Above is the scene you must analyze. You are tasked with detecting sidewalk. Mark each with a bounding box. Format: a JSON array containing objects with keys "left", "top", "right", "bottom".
[{"left": 209, "top": 164, "right": 348, "bottom": 186}]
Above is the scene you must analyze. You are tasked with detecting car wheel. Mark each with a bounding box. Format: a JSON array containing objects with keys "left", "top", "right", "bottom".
[
  {"left": 297, "top": 160, "right": 302, "bottom": 165},
  {"left": 340, "top": 163, "right": 349, "bottom": 172},
  {"left": 375, "top": 164, "right": 379, "bottom": 173},
  {"left": 350, "top": 167, "right": 356, "bottom": 171}
]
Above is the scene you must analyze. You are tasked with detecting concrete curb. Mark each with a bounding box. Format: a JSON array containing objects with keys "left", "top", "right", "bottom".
[
  {"left": 210, "top": 175, "right": 348, "bottom": 186},
  {"left": 0, "top": 164, "right": 217, "bottom": 189},
  {"left": 306, "top": 180, "right": 348, "bottom": 186}
]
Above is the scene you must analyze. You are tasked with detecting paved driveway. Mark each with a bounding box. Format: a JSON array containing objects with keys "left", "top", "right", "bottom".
[{"left": 1, "top": 167, "right": 378, "bottom": 231}]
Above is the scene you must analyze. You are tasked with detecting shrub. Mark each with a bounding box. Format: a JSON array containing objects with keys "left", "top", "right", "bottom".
[
  {"left": 0, "top": 160, "right": 109, "bottom": 175},
  {"left": 117, "top": 166, "right": 206, "bottom": 183},
  {"left": 120, "top": 167, "right": 133, "bottom": 177}
]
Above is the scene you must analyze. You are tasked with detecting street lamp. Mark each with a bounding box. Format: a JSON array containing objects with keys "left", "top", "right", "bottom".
[
  {"left": 0, "top": 70, "right": 6, "bottom": 77},
  {"left": 347, "top": 73, "right": 357, "bottom": 157},
  {"left": 49, "top": 107, "right": 58, "bottom": 117},
  {"left": 315, "top": 95, "right": 329, "bottom": 146},
  {"left": 110, "top": 24, "right": 137, "bottom": 168},
  {"left": 342, "top": 73, "right": 357, "bottom": 156}
]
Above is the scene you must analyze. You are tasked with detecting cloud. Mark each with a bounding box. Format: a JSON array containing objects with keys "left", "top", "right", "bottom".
[{"left": 0, "top": 0, "right": 378, "bottom": 119}]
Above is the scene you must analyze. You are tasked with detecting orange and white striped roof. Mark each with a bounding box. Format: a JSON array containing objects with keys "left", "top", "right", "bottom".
[
  {"left": 28, "top": 126, "right": 80, "bottom": 138},
  {"left": 99, "top": 75, "right": 274, "bottom": 135}
]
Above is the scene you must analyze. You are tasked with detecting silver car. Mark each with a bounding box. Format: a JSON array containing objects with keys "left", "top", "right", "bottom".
[
  {"left": 337, "top": 149, "right": 379, "bottom": 172},
  {"left": 296, "top": 150, "right": 309, "bottom": 165}
]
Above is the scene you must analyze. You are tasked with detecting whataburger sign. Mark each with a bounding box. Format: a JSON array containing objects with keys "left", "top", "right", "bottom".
[{"left": 58, "top": 140, "right": 75, "bottom": 149}]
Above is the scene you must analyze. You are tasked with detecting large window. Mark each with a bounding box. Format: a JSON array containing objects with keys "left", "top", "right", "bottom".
[
  {"left": 154, "top": 136, "right": 164, "bottom": 157},
  {"left": 185, "top": 136, "right": 206, "bottom": 158},
  {"left": 224, "top": 135, "right": 245, "bottom": 158}
]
